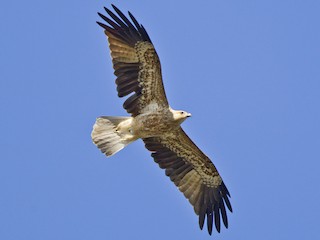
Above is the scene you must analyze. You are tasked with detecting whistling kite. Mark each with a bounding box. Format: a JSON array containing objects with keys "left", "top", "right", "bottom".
[{"left": 91, "top": 4, "right": 232, "bottom": 235}]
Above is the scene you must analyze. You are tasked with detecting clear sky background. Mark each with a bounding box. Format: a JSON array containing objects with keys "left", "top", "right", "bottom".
[{"left": 1, "top": 1, "right": 320, "bottom": 239}]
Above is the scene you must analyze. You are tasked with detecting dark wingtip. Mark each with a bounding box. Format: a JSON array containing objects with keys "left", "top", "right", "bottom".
[
  {"left": 199, "top": 216, "right": 205, "bottom": 230},
  {"left": 222, "top": 181, "right": 231, "bottom": 197},
  {"left": 140, "top": 24, "right": 152, "bottom": 43},
  {"left": 214, "top": 206, "right": 221, "bottom": 233},
  {"left": 222, "top": 188, "right": 233, "bottom": 213},
  {"left": 97, "top": 12, "right": 104, "bottom": 19},
  {"left": 96, "top": 21, "right": 109, "bottom": 31},
  {"left": 104, "top": 6, "right": 110, "bottom": 13},
  {"left": 128, "top": 11, "right": 134, "bottom": 19},
  {"left": 96, "top": 21, "right": 105, "bottom": 28},
  {"left": 207, "top": 211, "right": 213, "bottom": 235},
  {"left": 220, "top": 200, "right": 229, "bottom": 228},
  {"left": 111, "top": 4, "right": 119, "bottom": 12}
]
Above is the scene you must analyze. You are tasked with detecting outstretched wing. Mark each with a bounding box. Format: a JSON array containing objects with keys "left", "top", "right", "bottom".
[
  {"left": 143, "top": 128, "right": 232, "bottom": 235},
  {"left": 97, "top": 5, "right": 168, "bottom": 116}
]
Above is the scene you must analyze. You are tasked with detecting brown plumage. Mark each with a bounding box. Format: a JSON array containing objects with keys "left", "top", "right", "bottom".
[{"left": 92, "top": 4, "right": 232, "bottom": 236}]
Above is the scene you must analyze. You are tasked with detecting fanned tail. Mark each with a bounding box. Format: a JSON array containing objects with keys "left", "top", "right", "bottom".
[{"left": 91, "top": 116, "right": 136, "bottom": 156}]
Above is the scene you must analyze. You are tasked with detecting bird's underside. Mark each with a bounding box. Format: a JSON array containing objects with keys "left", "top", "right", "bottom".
[{"left": 91, "top": 4, "right": 232, "bottom": 236}]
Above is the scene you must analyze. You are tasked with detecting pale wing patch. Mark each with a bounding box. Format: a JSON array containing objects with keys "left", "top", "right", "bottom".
[
  {"left": 140, "top": 101, "right": 160, "bottom": 114},
  {"left": 107, "top": 33, "right": 139, "bottom": 63}
]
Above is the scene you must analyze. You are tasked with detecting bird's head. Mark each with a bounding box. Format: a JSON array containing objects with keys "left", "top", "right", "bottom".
[{"left": 171, "top": 109, "right": 192, "bottom": 124}]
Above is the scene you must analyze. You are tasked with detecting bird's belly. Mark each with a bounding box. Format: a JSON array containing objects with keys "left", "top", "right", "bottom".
[{"left": 132, "top": 113, "right": 176, "bottom": 138}]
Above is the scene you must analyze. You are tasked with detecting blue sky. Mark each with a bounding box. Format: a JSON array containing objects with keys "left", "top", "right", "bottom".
[{"left": 1, "top": 1, "right": 320, "bottom": 239}]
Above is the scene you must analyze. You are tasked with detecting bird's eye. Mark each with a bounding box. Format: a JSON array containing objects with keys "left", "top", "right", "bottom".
[{"left": 180, "top": 111, "right": 184, "bottom": 114}]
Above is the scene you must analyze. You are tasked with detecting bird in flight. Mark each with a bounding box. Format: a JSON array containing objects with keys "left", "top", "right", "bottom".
[{"left": 92, "top": 4, "right": 232, "bottom": 236}]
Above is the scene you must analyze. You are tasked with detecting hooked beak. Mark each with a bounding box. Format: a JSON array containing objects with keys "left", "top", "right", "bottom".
[{"left": 187, "top": 113, "right": 192, "bottom": 117}]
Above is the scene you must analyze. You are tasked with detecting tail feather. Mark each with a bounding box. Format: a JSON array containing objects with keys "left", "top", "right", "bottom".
[{"left": 91, "top": 116, "right": 135, "bottom": 157}]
